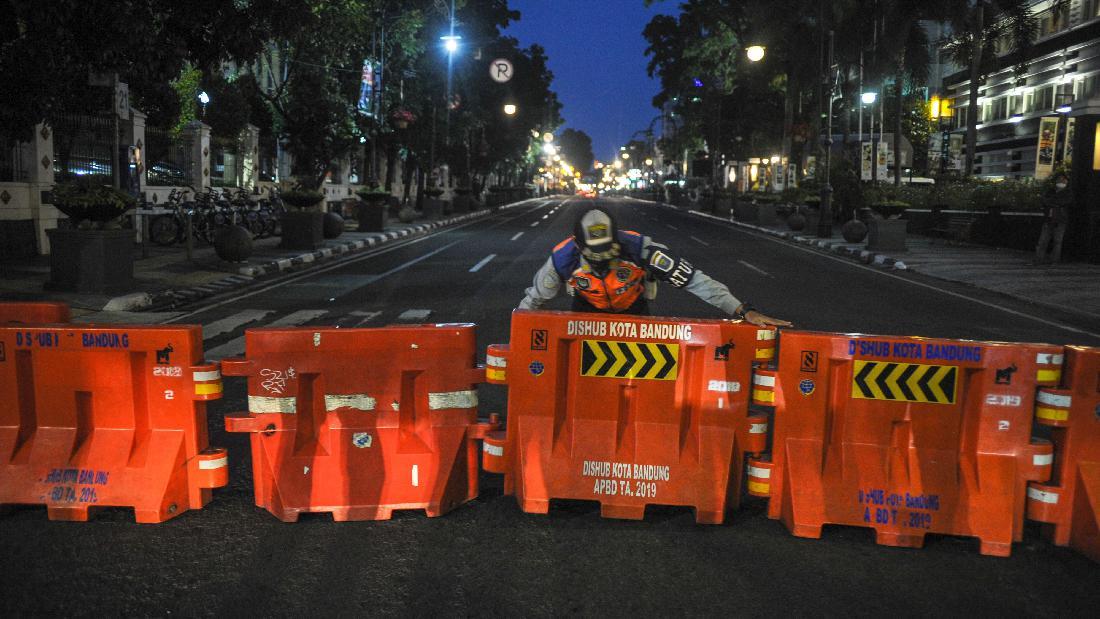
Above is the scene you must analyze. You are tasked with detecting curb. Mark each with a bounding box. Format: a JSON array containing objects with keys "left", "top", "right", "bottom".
[
  {"left": 122, "top": 198, "right": 546, "bottom": 312},
  {"left": 671, "top": 203, "right": 908, "bottom": 270}
]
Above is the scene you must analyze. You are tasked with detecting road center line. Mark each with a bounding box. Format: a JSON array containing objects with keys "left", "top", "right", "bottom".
[
  {"left": 469, "top": 254, "right": 497, "bottom": 272},
  {"left": 510, "top": 232, "right": 524, "bottom": 241},
  {"left": 667, "top": 224, "right": 679, "bottom": 230},
  {"left": 690, "top": 236, "right": 710, "bottom": 246},
  {"left": 738, "top": 260, "right": 770, "bottom": 276},
  {"left": 530, "top": 221, "right": 540, "bottom": 227}
]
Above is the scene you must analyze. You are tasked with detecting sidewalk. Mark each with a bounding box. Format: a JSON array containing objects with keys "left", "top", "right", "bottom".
[
  {"left": 682, "top": 207, "right": 1100, "bottom": 321},
  {"left": 0, "top": 201, "right": 538, "bottom": 318}
]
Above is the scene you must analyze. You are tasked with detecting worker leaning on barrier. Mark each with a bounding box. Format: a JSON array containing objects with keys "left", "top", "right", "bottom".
[{"left": 518, "top": 208, "right": 791, "bottom": 327}]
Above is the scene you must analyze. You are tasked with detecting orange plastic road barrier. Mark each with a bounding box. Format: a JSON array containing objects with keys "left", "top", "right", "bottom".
[
  {"left": 483, "top": 310, "right": 775, "bottom": 524},
  {"left": 0, "top": 324, "right": 226, "bottom": 522},
  {"left": 750, "top": 332, "right": 1062, "bottom": 556},
  {"left": 222, "top": 324, "right": 496, "bottom": 521},
  {"left": 0, "top": 302, "right": 71, "bottom": 324},
  {"left": 1027, "top": 346, "right": 1100, "bottom": 562}
]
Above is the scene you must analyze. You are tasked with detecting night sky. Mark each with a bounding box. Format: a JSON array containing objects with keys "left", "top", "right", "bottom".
[{"left": 504, "top": 0, "right": 674, "bottom": 165}]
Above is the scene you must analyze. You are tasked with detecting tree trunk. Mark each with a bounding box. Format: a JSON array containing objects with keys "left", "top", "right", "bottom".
[
  {"left": 965, "top": 3, "right": 984, "bottom": 177},
  {"left": 384, "top": 139, "right": 397, "bottom": 192},
  {"left": 894, "top": 76, "right": 903, "bottom": 186}
]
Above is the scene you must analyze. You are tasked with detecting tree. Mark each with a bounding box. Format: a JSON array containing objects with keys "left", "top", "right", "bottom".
[
  {"left": 942, "top": 0, "right": 1048, "bottom": 176},
  {"left": 558, "top": 129, "right": 594, "bottom": 174},
  {"left": 0, "top": 0, "right": 305, "bottom": 141}
]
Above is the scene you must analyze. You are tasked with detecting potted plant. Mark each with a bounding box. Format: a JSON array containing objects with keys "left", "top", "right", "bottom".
[
  {"left": 280, "top": 189, "right": 326, "bottom": 249},
  {"left": 866, "top": 200, "right": 910, "bottom": 252},
  {"left": 453, "top": 185, "right": 473, "bottom": 213},
  {"left": 46, "top": 176, "right": 137, "bottom": 294},
  {"left": 355, "top": 187, "right": 389, "bottom": 232},
  {"left": 391, "top": 109, "right": 415, "bottom": 129}
]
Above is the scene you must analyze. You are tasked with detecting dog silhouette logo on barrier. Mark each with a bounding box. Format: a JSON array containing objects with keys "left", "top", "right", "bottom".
[
  {"left": 995, "top": 363, "right": 1018, "bottom": 385},
  {"left": 156, "top": 344, "right": 174, "bottom": 365}
]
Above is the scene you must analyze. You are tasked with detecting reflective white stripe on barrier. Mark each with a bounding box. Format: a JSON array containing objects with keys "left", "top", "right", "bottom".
[
  {"left": 483, "top": 443, "right": 504, "bottom": 457},
  {"left": 1027, "top": 487, "right": 1059, "bottom": 504},
  {"left": 1036, "top": 353, "right": 1065, "bottom": 365},
  {"left": 747, "top": 465, "right": 772, "bottom": 479},
  {"left": 750, "top": 423, "right": 768, "bottom": 434},
  {"left": 248, "top": 395, "right": 297, "bottom": 414},
  {"left": 198, "top": 456, "right": 228, "bottom": 470},
  {"left": 487, "top": 355, "right": 507, "bottom": 368},
  {"left": 753, "top": 374, "right": 776, "bottom": 387},
  {"left": 193, "top": 370, "right": 221, "bottom": 382},
  {"left": 1036, "top": 391, "right": 1072, "bottom": 408},
  {"left": 756, "top": 330, "right": 776, "bottom": 341},
  {"left": 429, "top": 390, "right": 478, "bottom": 410},
  {"left": 325, "top": 394, "right": 377, "bottom": 412},
  {"left": 1033, "top": 453, "right": 1054, "bottom": 466}
]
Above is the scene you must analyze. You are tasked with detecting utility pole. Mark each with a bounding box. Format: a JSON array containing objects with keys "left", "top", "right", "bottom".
[
  {"left": 965, "top": 2, "right": 984, "bottom": 177},
  {"left": 818, "top": 30, "right": 836, "bottom": 239}
]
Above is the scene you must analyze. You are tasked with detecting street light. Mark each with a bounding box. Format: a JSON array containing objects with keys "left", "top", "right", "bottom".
[
  {"left": 542, "top": 143, "right": 556, "bottom": 156},
  {"left": 746, "top": 45, "right": 766, "bottom": 62},
  {"left": 622, "top": 153, "right": 630, "bottom": 160},
  {"left": 198, "top": 91, "right": 211, "bottom": 118},
  {"left": 861, "top": 92, "right": 877, "bottom": 105},
  {"left": 503, "top": 104, "right": 517, "bottom": 116},
  {"left": 440, "top": 35, "right": 461, "bottom": 54},
  {"left": 543, "top": 132, "right": 554, "bottom": 143},
  {"left": 644, "top": 158, "right": 653, "bottom": 166}
]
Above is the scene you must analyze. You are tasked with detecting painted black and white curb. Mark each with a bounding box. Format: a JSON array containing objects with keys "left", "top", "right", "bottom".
[
  {"left": 118, "top": 198, "right": 548, "bottom": 312},
  {"left": 679, "top": 206, "right": 908, "bottom": 270}
]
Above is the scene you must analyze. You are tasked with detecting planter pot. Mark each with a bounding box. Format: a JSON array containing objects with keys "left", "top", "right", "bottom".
[
  {"left": 453, "top": 194, "right": 472, "bottom": 213},
  {"left": 46, "top": 228, "right": 134, "bottom": 294},
  {"left": 214, "top": 225, "right": 254, "bottom": 262},
  {"left": 423, "top": 198, "right": 444, "bottom": 219},
  {"left": 787, "top": 212, "right": 806, "bottom": 231},
  {"left": 842, "top": 219, "right": 868, "bottom": 243},
  {"left": 357, "top": 202, "right": 388, "bottom": 232},
  {"left": 280, "top": 210, "right": 325, "bottom": 250},
  {"left": 867, "top": 218, "right": 908, "bottom": 252},
  {"left": 323, "top": 212, "right": 345, "bottom": 239}
]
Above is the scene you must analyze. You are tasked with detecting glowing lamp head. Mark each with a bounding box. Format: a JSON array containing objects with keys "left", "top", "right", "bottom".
[
  {"left": 503, "top": 104, "right": 517, "bottom": 115},
  {"left": 861, "top": 92, "right": 877, "bottom": 105},
  {"left": 644, "top": 158, "right": 653, "bottom": 166},
  {"left": 746, "top": 45, "right": 765, "bottom": 62},
  {"left": 441, "top": 35, "right": 461, "bottom": 54},
  {"left": 198, "top": 91, "right": 211, "bottom": 105}
]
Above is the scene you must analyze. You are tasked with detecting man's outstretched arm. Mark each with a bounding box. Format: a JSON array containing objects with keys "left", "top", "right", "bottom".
[{"left": 518, "top": 257, "right": 563, "bottom": 310}]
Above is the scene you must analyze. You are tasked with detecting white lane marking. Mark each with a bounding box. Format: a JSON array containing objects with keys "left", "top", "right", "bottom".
[
  {"left": 541, "top": 214, "right": 548, "bottom": 220},
  {"left": 667, "top": 225, "right": 679, "bottom": 230},
  {"left": 716, "top": 218, "right": 1100, "bottom": 339},
  {"left": 206, "top": 309, "right": 328, "bottom": 359},
  {"left": 690, "top": 236, "right": 710, "bottom": 247},
  {"left": 165, "top": 205, "right": 545, "bottom": 323},
  {"left": 530, "top": 221, "right": 540, "bottom": 227},
  {"left": 398, "top": 309, "right": 432, "bottom": 321},
  {"left": 268, "top": 309, "right": 329, "bottom": 327},
  {"left": 350, "top": 310, "right": 382, "bottom": 327},
  {"left": 202, "top": 310, "right": 274, "bottom": 340},
  {"left": 510, "top": 232, "right": 524, "bottom": 241},
  {"left": 469, "top": 254, "right": 497, "bottom": 272},
  {"left": 738, "top": 260, "right": 770, "bottom": 277}
]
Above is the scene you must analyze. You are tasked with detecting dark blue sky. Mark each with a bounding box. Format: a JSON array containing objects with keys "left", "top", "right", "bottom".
[{"left": 504, "top": 1, "right": 674, "bottom": 163}]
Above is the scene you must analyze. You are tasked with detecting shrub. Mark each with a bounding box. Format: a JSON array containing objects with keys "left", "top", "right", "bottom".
[
  {"left": 281, "top": 189, "right": 325, "bottom": 209},
  {"left": 356, "top": 187, "right": 389, "bottom": 202},
  {"left": 51, "top": 176, "right": 136, "bottom": 229}
]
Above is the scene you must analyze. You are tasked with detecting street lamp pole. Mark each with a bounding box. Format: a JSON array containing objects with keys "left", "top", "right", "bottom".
[{"left": 818, "top": 30, "right": 836, "bottom": 239}]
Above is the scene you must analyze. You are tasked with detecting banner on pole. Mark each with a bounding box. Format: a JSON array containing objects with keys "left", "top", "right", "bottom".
[
  {"left": 1035, "top": 116, "right": 1059, "bottom": 179},
  {"left": 358, "top": 59, "right": 381, "bottom": 117},
  {"left": 1064, "top": 117, "right": 1076, "bottom": 166},
  {"left": 861, "top": 142, "right": 872, "bottom": 180}
]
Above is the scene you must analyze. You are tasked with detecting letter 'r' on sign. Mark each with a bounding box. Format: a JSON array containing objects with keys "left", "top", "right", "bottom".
[{"left": 490, "top": 58, "right": 513, "bottom": 83}]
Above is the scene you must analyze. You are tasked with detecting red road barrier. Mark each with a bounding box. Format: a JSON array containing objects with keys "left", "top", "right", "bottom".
[
  {"left": 1027, "top": 346, "right": 1100, "bottom": 562},
  {"left": 0, "top": 324, "right": 226, "bottom": 522},
  {"left": 484, "top": 310, "right": 775, "bottom": 524},
  {"left": 750, "top": 331, "right": 1061, "bottom": 556},
  {"left": 222, "top": 323, "right": 496, "bottom": 521},
  {"left": 0, "top": 302, "right": 70, "bottom": 324}
]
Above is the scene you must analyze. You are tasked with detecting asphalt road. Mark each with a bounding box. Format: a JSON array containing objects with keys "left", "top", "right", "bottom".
[{"left": 2, "top": 197, "right": 1098, "bottom": 616}]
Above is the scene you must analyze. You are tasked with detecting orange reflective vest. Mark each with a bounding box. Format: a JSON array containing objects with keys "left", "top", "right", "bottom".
[{"left": 552, "top": 233, "right": 648, "bottom": 311}]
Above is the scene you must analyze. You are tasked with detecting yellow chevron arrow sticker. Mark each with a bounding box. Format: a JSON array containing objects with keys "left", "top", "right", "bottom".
[
  {"left": 852, "top": 360, "right": 958, "bottom": 405},
  {"left": 580, "top": 340, "right": 679, "bottom": 380}
]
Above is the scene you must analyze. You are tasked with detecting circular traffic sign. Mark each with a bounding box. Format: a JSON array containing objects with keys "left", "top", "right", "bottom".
[{"left": 490, "top": 58, "right": 513, "bottom": 83}]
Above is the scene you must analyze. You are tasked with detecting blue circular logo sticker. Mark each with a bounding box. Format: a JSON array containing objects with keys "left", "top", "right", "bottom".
[
  {"left": 799, "top": 379, "right": 815, "bottom": 396},
  {"left": 529, "top": 361, "right": 545, "bottom": 376}
]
